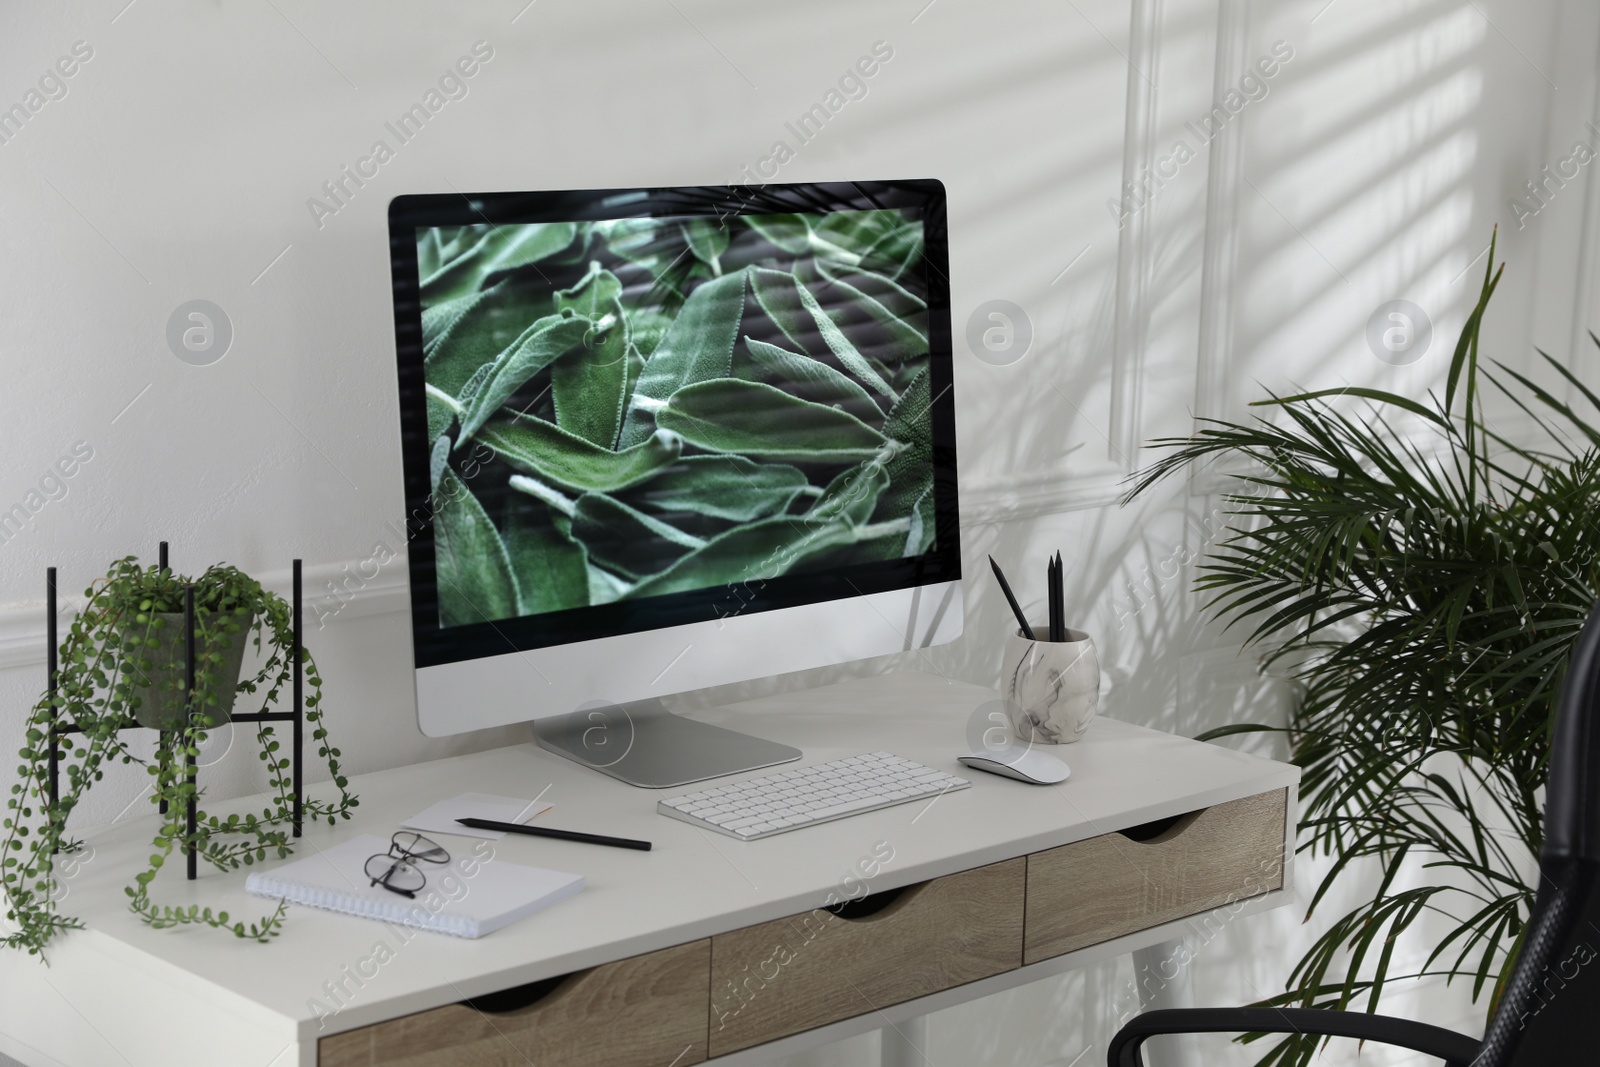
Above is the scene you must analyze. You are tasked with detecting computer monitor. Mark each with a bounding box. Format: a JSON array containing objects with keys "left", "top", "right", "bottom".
[{"left": 387, "top": 180, "right": 962, "bottom": 786}]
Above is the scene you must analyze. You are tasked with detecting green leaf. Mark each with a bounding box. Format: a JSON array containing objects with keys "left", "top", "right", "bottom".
[
  {"left": 859, "top": 220, "right": 923, "bottom": 280},
  {"left": 553, "top": 261, "right": 624, "bottom": 321},
  {"left": 594, "top": 218, "right": 699, "bottom": 318},
  {"left": 905, "top": 484, "right": 935, "bottom": 555},
  {"left": 748, "top": 212, "right": 870, "bottom": 268},
  {"left": 502, "top": 491, "right": 588, "bottom": 615},
  {"left": 812, "top": 210, "right": 906, "bottom": 254},
  {"left": 572, "top": 493, "right": 705, "bottom": 579},
  {"left": 627, "top": 455, "right": 810, "bottom": 522},
  {"left": 587, "top": 564, "right": 632, "bottom": 605},
  {"left": 420, "top": 223, "right": 577, "bottom": 305},
  {"left": 813, "top": 261, "right": 929, "bottom": 358},
  {"left": 429, "top": 226, "right": 466, "bottom": 263},
  {"left": 623, "top": 514, "right": 907, "bottom": 599},
  {"left": 749, "top": 266, "right": 820, "bottom": 356},
  {"left": 809, "top": 462, "right": 890, "bottom": 526},
  {"left": 793, "top": 277, "right": 897, "bottom": 400},
  {"left": 819, "top": 261, "right": 925, "bottom": 318},
  {"left": 421, "top": 289, "right": 481, "bottom": 354},
  {"left": 618, "top": 269, "right": 748, "bottom": 448},
  {"left": 655, "top": 379, "right": 888, "bottom": 462},
  {"left": 431, "top": 436, "right": 517, "bottom": 626},
  {"left": 479, "top": 414, "right": 682, "bottom": 493},
  {"left": 596, "top": 217, "right": 665, "bottom": 268},
  {"left": 425, "top": 388, "right": 456, "bottom": 444},
  {"left": 551, "top": 266, "right": 630, "bottom": 448},
  {"left": 624, "top": 309, "right": 673, "bottom": 358},
  {"left": 417, "top": 228, "right": 444, "bottom": 280},
  {"left": 680, "top": 218, "right": 730, "bottom": 275},
  {"left": 622, "top": 341, "right": 646, "bottom": 409},
  {"left": 746, "top": 214, "right": 812, "bottom": 254},
  {"left": 871, "top": 365, "right": 935, "bottom": 523},
  {"left": 423, "top": 280, "right": 524, "bottom": 397},
  {"left": 456, "top": 313, "right": 592, "bottom": 445},
  {"left": 1447, "top": 226, "right": 1500, "bottom": 411},
  {"left": 1250, "top": 387, "right": 1447, "bottom": 426},
  {"left": 741, "top": 337, "right": 877, "bottom": 409}
]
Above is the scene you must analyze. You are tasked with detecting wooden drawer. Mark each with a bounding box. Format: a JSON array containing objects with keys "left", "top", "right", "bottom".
[
  {"left": 708, "top": 857, "right": 1025, "bottom": 1056},
  {"left": 318, "top": 940, "right": 710, "bottom": 1067},
  {"left": 1024, "top": 788, "right": 1287, "bottom": 964}
]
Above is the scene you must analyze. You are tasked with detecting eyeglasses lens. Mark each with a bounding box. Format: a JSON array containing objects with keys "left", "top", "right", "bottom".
[{"left": 365, "top": 854, "right": 426, "bottom": 893}]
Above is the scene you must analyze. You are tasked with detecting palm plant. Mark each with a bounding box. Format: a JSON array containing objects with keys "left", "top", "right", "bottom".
[{"left": 1123, "top": 230, "right": 1600, "bottom": 1065}]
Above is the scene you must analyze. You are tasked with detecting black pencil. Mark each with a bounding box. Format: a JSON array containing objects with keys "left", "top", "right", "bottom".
[
  {"left": 1049, "top": 554, "right": 1062, "bottom": 642},
  {"left": 457, "top": 817, "right": 652, "bottom": 851},
  {"left": 1056, "top": 556, "right": 1063, "bottom": 641},
  {"left": 1044, "top": 556, "right": 1054, "bottom": 642},
  {"left": 1053, "top": 551, "right": 1065, "bottom": 641},
  {"left": 989, "top": 555, "right": 1035, "bottom": 640}
]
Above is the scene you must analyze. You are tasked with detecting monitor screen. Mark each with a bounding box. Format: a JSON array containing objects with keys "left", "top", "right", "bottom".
[{"left": 390, "top": 182, "right": 958, "bottom": 668}]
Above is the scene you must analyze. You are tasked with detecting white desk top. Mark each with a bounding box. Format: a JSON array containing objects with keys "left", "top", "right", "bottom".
[{"left": 5, "top": 670, "right": 1299, "bottom": 1049}]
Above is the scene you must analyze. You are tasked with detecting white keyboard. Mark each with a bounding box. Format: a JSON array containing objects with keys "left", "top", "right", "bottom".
[{"left": 657, "top": 752, "right": 970, "bottom": 839}]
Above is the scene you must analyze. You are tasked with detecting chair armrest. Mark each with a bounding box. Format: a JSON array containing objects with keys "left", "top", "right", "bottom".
[{"left": 1108, "top": 1007, "right": 1482, "bottom": 1067}]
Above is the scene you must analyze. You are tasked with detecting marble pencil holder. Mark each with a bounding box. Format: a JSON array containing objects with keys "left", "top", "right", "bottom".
[{"left": 1001, "top": 625, "right": 1100, "bottom": 744}]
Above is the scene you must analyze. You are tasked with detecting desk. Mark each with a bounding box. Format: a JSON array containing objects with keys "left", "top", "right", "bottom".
[{"left": 0, "top": 671, "right": 1299, "bottom": 1067}]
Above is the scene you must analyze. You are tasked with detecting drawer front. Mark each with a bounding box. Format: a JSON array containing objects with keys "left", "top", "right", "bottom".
[
  {"left": 708, "top": 857, "right": 1025, "bottom": 1057},
  {"left": 1024, "top": 788, "right": 1287, "bottom": 964},
  {"left": 318, "top": 940, "right": 710, "bottom": 1067}
]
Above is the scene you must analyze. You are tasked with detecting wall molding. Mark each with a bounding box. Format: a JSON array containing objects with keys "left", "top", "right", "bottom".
[
  {"left": 1108, "top": 0, "right": 1167, "bottom": 467},
  {"left": 0, "top": 560, "right": 412, "bottom": 672},
  {"left": 971, "top": 0, "right": 1170, "bottom": 523},
  {"left": 1192, "top": 0, "right": 1250, "bottom": 437},
  {"left": 1568, "top": 8, "right": 1600, "bottom": 385},
  {"left": 0, "top": 461, "right": 1135, "bottom": 665}
]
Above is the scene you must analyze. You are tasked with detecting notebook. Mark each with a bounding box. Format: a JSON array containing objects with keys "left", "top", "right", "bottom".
[{"left": 245, "top": 834, "right": 585, "bottom": 939}]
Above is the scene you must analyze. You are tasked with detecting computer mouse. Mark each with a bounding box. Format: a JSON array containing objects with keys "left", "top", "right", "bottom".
[{"left": 958, "top": 744, "right": 1070, "bottom": 785}]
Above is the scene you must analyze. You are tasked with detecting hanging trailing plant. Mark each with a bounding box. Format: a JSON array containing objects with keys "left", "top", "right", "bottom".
[{"left": 1, "top": 557, "right": 358, "bottom": 957}]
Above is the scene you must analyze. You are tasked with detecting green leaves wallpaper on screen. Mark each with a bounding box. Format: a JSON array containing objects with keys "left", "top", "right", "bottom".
[{"left": 416, "top": 209, "right": 935, "bottom": 628}]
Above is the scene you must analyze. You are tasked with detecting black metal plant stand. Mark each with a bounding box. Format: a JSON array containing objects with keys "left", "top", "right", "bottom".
[{"left": 44, "top": 543, "right": 306, "bottom": 880}]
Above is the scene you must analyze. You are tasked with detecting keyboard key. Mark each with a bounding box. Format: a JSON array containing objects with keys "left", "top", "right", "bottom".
[{"left": 807, "top": 797, "right": 884, "bottom": 820}]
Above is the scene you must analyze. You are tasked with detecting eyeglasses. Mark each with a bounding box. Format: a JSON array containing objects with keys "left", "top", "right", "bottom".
[{"left": 364, "top": 832, "right": 450, "bottom": 898}]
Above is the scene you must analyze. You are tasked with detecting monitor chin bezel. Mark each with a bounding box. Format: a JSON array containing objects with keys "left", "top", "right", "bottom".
[{"left": 389, "top": 178, "right": 961, "bottom": 672}]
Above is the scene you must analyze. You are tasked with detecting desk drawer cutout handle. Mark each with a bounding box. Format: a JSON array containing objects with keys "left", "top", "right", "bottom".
[
  {"left": 462, "top": 971, "right": 575, "bottom": 1014},
  {"left": 1117, "top": 810, "right": 1202, "bottom": 844},
  {"left": 823, "top": 881, "right": 926, "bottom": 923}
]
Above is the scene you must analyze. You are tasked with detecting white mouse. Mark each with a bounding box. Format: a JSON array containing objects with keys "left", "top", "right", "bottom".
[{"left": 958, "top": 744, "right": 1070, "bottom": 785}]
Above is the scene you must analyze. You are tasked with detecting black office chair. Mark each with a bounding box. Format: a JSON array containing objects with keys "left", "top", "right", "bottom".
[{"left": 1109, "top": 599, "right": 1600, "bottom": 1067}]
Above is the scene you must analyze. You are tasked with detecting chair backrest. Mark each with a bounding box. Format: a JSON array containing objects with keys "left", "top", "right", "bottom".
[
  {"left": 1543, "top": 600, "right": 1600, "bottom": 865},
  {"left": 1477, "top": 600, "right": 1600, "bottom": 1065}
]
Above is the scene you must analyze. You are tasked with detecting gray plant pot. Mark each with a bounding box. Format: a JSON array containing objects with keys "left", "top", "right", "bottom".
[{"left": 125, "top": 611, "right": 255, "bottom": 731}]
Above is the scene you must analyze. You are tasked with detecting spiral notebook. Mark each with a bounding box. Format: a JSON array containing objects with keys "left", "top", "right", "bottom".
[{"left": 245, "top": 834, "right": 585, "bottom": 939}]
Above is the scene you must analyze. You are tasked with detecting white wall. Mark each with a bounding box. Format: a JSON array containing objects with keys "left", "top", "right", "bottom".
[{"left": 2, "top": 0, "right": 1596, "bottom": 1064}]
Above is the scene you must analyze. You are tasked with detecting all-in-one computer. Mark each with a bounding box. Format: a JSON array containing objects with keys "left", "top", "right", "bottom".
[{"left": 388, "top": 180, "right": 963, "bottom": 797}]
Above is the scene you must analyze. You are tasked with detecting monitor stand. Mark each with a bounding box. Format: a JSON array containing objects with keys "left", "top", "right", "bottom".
[{"left": 532, "top": 698, "right": 802, "bottom": 789}]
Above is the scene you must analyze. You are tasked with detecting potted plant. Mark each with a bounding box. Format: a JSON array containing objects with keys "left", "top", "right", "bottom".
[
  {"left": 1, "top": 557, "right": 358, "bottom": 956},
  {"left": 121, "top": 567, "right": 256, "bottom": 731},
  {"left": 1123, "top": 229, "right": 1598, "bottom": 1065}
]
